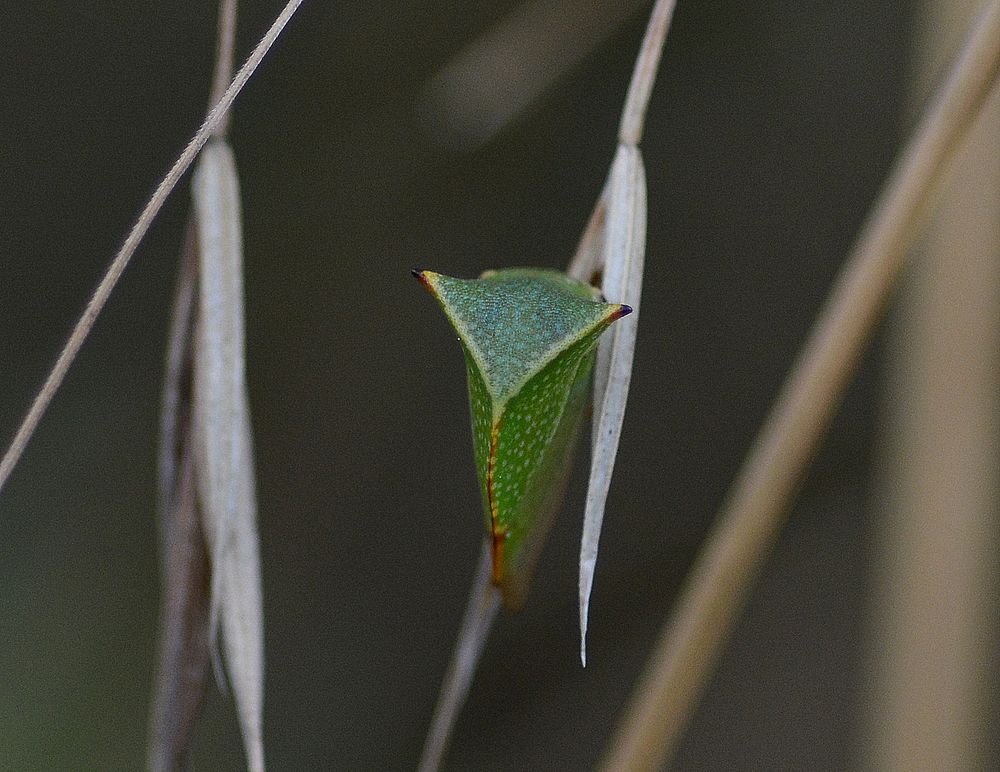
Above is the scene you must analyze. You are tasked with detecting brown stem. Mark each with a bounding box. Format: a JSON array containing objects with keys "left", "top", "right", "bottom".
[{"left": 147, "top": 439, "right": 212, "bottom": 772}]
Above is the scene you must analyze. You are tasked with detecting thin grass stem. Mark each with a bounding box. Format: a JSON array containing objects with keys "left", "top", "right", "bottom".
[
  {"left": 209, "top": 0, "right": 239, "bottom": 137},
  {"left": 0, "top": 0, "right": 305, "bottom": 496},
  {"left": 417, "top": 544, "right": 500, "bottom": 772},
  {"left": 618, "top": 0, "right": 676, "bottom": 146}
]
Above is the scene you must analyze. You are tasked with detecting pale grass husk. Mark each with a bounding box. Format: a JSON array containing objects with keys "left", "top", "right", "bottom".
[{"left": 191, "top": 140, "right": 265, "bottom": 772}]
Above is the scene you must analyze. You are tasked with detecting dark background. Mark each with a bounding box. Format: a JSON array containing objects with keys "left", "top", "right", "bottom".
[{"left": 0, "top": 1, "right": 914, "bottom": 769}]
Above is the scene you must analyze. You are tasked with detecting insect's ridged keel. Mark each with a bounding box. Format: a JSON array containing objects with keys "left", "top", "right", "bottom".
[
  {"left": 486, "top": 419, "right": 505, "bottom": 587},
  {"left": 490, "top": 531, "right": 505, "bottom": 586}
]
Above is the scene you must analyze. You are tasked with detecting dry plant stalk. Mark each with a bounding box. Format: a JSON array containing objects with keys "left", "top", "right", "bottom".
[
  {"left": 601, "top": 2, "right": 1000, "bottom": 769},
  {"left": 417, "top": 544, "right": 499, "bottom": 772},
  {"left": 150, "top": 1, "right": 266, "bottom": 769},
  {"left": 864, "top": 0, "right": 1000, "bottom": 767},
  {"left": 0, "top": 0, "right": 303, "bottom": 768},
  {"left": 418, "top": 2, "right": 674, "bottom": 768}
]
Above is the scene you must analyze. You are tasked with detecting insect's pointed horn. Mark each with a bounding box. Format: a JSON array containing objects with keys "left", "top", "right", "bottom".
[{"left": 411, "top": 268, "right": 440, "bottom": 291}]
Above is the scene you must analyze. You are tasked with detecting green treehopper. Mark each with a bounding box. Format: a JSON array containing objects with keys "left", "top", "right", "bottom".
[{"left": 414, "top": 268, "right": 631, "bottom": 610}]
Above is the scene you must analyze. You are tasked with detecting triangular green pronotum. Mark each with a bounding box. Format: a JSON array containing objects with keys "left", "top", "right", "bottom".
[{"left": 414, "top": 268, "right": 631, "bottom": 610}]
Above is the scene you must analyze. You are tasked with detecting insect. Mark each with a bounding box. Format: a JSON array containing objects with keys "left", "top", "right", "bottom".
[{"left": 414, "top": 267, "right": 631, "bottom": 609}]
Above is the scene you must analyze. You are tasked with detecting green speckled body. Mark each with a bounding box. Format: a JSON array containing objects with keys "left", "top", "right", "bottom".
[{"left": 416, "top": 268, "right": 629, "bottom": 610}]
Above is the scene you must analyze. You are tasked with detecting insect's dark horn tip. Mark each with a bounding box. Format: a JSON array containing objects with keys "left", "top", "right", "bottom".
[
  {"left": 411, "top": 268, "right": 433, "bottom": 290},
  {"left": 616, "top": 304, "right": 634, "bottom": 319}
]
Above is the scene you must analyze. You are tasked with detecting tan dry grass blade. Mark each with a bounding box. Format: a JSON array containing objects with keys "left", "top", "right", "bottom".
[
  {"left": 577, "top": 145, "right": 646, "bottom": 666},
  {"left": 571, "top": 0, "right": 675, "bottom": 665},
  {"left": 191, "top": 140, "right": 265, "bottom": 772},
  {"left": 601, "top": 2, "right": 1000, "bottom": 769},
  {"left": 864, "top": 2, "right": 1000, "bottom": 766},
  {"left": 417, "top": 543, "right": 501, "bottom": 772}
]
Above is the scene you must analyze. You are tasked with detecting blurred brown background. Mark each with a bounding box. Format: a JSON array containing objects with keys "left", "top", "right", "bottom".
[{"left": 1, "top": 1, "right": 990, "bottom": 770}]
